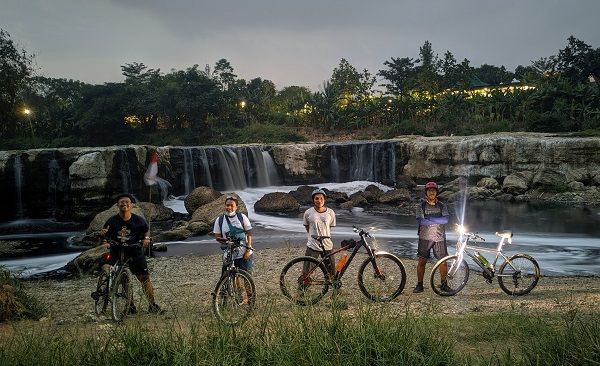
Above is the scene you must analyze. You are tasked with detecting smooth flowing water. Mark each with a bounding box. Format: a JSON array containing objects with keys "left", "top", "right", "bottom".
[{"left": 1, "top": 181, "right": 599, "bottom": 276}]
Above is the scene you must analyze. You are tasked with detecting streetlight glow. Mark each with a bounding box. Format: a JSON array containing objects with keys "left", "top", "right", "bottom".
[
  {"left": 240, "top": 100, "right": 246, "bottom": 109},
  {"left": 23, "top": 108, "right": 31, "bottom": 115}
]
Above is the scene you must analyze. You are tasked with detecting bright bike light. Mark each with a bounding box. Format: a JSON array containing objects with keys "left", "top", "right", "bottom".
[{"left": 456, "top": 225, "right": 466, "bottom": 235}]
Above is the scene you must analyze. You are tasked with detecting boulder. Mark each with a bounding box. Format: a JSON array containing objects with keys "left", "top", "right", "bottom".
[
  {"left": 289, "top": 185, "right": 318, "bottom": 205},
  {"left": 440, "top": 177, "right": 468, "bottom": 192},
  {"left": 568, "top": 181, "right": 585, "bottom": 191},
  {"left": 254, "top": 192, "right": 300, "bottom": 213},
  {"left": 377, "top": 188, "right": 411, "bottom": 204},
  {"left": 68, "top": 152, "right": 108, "bottom": 190},
  {"left": 497, "top": 193, "right": 514, "bottom": 202},
  {"left": 395, "top": 175, "right": 416, "bottom": 190},
  {"left": 340, "top": 201, "right": 355, "bottom": 210},
  {"left": 137, "top": 202, "right": 175, "bottom": 222},
  {"left": 64, "top": 245, "right": 108, "bottom": 275},
  {"left": 184, "top": 186, "right": 222, "bottom": 214},
  {"left": 365, "top": 184, "right": 384, "bottom": 193},
  {"left": 187, "top": 221, "right": 212, "bottom": 236},
  {"left": 467, "top": 187, "right": 494, "bottom": 200},
  {"left": 190, "top": 193, "right": 248, "bottom": 226},
  {"left": 502, "top": 171, "right": 534, "bottom": 195},
  {"left": 323, "top": 189, "right": 349, "bottom": 203},
  {"left": 349, "top": 192, "right": 368, "bottom": 206},
  {"left": 532, "top": 168, "right": 568, "bottom": 190},
  {"left": 437, "top": 190, "right": 454, "bottom": 202},
  {"left": 477, "top": 177, "right": 500, "bottom": 190},
  {"left": 155, "top": 227, "right": 193, "bottom": 242}
]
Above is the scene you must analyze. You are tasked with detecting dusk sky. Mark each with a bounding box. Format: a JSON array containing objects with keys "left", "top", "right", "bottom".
[{"left": 2, "top": 0, "right": 600, "bottom": 90}]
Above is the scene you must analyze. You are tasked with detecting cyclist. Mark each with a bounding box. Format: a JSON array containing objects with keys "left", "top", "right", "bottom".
[
  {"left": 303, "top": 188, "right": 336, "bottom": 277},
  {"left": 100, "top": 193, "right": 163, "bottom": 314},
  {"left": 413, "top": 182, "right": 451, "bottom": 293},
  {"left": 213, "top": 195, "right": 254, "bottom": 274}
]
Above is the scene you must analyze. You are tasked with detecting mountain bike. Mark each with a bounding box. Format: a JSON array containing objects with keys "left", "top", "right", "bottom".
[
  {"left": 430, "top": 225, "right": 540, "bottom": 296},
  {"left": 91, "top": 239, "right": 137, "bottom": 322},
  {"left": 280, "top": 226, "right": 406, "bottom": 306},
  {"left": 211, "top": 236, "right": 256, "bottom": 326}
]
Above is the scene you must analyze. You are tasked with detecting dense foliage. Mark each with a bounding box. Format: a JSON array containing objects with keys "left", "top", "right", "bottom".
[{"left": 1, "top": 30, "right": 599, "bottom": 149}]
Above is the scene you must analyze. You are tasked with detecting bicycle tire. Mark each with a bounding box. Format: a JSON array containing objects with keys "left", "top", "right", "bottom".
[
  {"left": 358, "top": 253, "right": 406, "bottom": 302},
  {"left": 430, "top": 255, "right": 470, "bottom": 296},
  {"left": 498, "top": 254, "right": 540, "bottom": 296},
  {"left": 280, "top": 256, "right": 330, "bottom": 306},
  {"left": 93, "top": 265, "right": 110, "bottom": 315},
  {"left": 111, "top": 267, "right": 133, "bottom": 322},
  {"left": 212, "top": 269, "right": 256, "bottom": 326}
]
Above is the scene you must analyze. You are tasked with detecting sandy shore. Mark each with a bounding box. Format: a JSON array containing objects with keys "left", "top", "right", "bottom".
[{"left": 20, "top": 245, "right": 600, "bottom": 325}]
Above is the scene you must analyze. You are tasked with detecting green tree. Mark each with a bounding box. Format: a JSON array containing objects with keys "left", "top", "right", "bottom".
[
  {"left": 473, "top": 64, "right": 514, "bottom": 85},
  {"left": 0, "top": 29, "right": 35, "bottom": 138}
]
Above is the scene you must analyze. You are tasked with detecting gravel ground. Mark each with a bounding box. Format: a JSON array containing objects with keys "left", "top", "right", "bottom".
[{"left": 20, "top": 245, "right": 600, "bottom": 326}]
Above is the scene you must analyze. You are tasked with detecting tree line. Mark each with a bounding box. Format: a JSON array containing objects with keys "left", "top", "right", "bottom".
[{"left": 1, "top": 29, "right": 599, "bottom": 149}]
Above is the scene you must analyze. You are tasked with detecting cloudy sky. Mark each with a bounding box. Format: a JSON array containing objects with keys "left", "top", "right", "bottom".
[{"left": 2, "top": 0, "right": 599, "bottom": 90}]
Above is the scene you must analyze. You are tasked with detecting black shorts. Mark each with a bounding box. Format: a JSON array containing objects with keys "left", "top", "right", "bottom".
[
  {"left": 305, "top": 247, "right": 335, "bottom": 275},
  {"left": 417, "top": 239, "right": 448, "bottom": 260},
  {"left": 110, "top": 249, "right": 149, "bottom": 276}
]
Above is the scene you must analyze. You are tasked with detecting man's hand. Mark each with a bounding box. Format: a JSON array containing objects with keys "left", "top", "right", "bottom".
[
  {"left": 243, "top": 248, "right": 252, "bottom": 260},
  {"left": 101, "top": 239, "right": 109, "bottom": 248},
  {"left": 142, "top": 237, "right": 151, "bottom": 248},
  {"left": 100, "top": 225, "right": 110, "bottom": 236}
]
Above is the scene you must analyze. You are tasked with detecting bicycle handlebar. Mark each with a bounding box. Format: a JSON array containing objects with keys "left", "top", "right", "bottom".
[{"left": 103, "top": 238, "right": 143, "bottom": 249}]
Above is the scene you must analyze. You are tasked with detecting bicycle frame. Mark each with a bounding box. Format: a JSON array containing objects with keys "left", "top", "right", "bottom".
[
  {"left": 451, "top": 230, "right": 521, "bottom": 279},
  {"left": 310, "top": 228, "right": 384, "bottom": 283}
]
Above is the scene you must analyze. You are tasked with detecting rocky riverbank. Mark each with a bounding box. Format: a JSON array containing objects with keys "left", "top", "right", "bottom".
[{"left": 20, "top": 246, "right": 600, "bottom": 326}]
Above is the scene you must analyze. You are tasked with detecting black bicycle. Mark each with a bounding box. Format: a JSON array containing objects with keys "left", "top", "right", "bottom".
[
  {"left": 91, "top": 239, "right": 137, "bottom": 322},
  {"left": 212, "top": 236, "right": 256, "bottom": 326},
  {"left": 280, "top": 226, "right": 407, "bottom": 306}
]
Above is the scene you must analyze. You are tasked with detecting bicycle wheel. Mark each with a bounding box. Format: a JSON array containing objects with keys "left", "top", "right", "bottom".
[
  {"left": 430, "top": 255, "right": 470, "bottom": 296},
  {"left": 498, "top": 254, "right": 540, "bottom": 296},
  {"left": 358, "top": 253, "right": 406, "bottom": 302},
  {"left": 93, "top": 265, "right": 110, "bottom": 315},
  {"left": 111, "top": 267, "right": 133, "bottom": 322},
  {"left": 280, "top": 256, "right": 330, "bottom": 306},
  {"left": 212, "top": 269, "right": 256, "bottom": 326}
]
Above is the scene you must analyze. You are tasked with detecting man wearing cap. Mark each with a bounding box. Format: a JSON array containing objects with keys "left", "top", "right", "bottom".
[
  {"left": 303, "top": 188, "right": 337, "bottom": 276},
  {"left": 413, "top": 182, "right": 451, "bottom": 293},
  {"left": 99, "top": 193, "right": 163, "bottom": 314}
]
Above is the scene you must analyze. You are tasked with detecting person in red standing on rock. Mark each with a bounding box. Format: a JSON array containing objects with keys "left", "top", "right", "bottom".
[{"left": 413, "top": 182, "right": 451, "bottom": 293}]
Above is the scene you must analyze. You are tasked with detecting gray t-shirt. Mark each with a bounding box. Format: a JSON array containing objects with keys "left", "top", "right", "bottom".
[
  {"left": 303, "top": 207, "right": 336, "bottom": 251},
  {"left": 416, "top": 200, "right": 449, "bottom": 242}
]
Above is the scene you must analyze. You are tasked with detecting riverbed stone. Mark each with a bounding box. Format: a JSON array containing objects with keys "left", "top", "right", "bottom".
[
  {"left": 568, "top": 181, "right": 585, "bottom": 191},
  {"left": 186, "top": 221, "right": 212, "bottom": 236},
  {"left": 377, "top": 188, "right": 411, "bottom": 204},
  {"left": 502, "top": 171, "right": 534, "bottom": 195},
  {"left": 254, "top": 192, "right": 300, "bottom": 213},
  {"left": 64, "top": 245, "right": 108, "bottom": 275},
  {"left": 395, "top": 175, "right": 417, "bottom": 189},
  {"left": 190, "top": 193, "right": 248, "bottom": 226},
  {"left": 532, "top": 167, "right": 568, "bottom": 190},
  {"left": 477, "top": 177, "right": 500, "bottom": 190},
  {"left": 184, "top": 186, "right": 222, "bottom": 214}
]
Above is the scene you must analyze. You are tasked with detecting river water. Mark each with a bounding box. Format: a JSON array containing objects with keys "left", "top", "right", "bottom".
[{"left": 1, "top": 181, "right": 599, "bottom": 276}]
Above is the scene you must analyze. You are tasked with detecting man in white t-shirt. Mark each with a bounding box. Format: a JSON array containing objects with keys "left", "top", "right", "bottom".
[
  {"left": 303, "top": 188, "right": 336, "bottom": 275},
  {"left": 213, "top": 195, "right": 253, "bottom": 273}
]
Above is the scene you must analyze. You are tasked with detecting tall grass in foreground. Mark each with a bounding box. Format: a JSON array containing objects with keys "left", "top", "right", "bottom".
[
  {"left": 0, "top": 267, "right": 46, "bottom": 321},
  {"left": 1, "top": 304, "right": 599, "bottom": 366}
]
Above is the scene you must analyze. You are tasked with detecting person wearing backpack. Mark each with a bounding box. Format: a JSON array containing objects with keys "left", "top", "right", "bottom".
[
  {"left": 413, "top": 182, "right": 450, "bottom": 293},
  {"left": 213, "top": 195, "right": 253, "bottom": 273}
]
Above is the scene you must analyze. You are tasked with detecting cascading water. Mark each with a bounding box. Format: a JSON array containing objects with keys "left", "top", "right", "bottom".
[
  {"left": 14, "top": 154, "right": 24, "bottom": 218},
  {"left": 262, "top": 150, "right": 280, "bottom": 186},
  {"left": 327, "top": 141, "right": 397, "bottom": 184},
  {"left": 48, "top": 152, "right": 60, "bottom": 218},
  {"left": 183, "top": 148, "right": 196, "bottom": 194},
  {"left": 118, "top": 149, "right": 133, "bottom": 193}
]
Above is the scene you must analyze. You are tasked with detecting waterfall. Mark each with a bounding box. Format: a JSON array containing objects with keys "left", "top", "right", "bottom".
[
  {"left": 48, "top": 152, "right": 60, "bottom": 218},
  {"left": 183, "top": 148, "right": 196, "bottom": 194},
  {"left": 118, "top": 149, "right": 133, "bottom": 193},
  {"left": 327, "top": 141, "right": 397, "bottom": 184},
  {"left": 14, "top": 154, "right": 24, "bottom": 218},
  {"left": 262, "top": 150, "right": 280, "bottom": 186},
  {"left": 198, "top": 149, "right": 213, "bottom": 187}
]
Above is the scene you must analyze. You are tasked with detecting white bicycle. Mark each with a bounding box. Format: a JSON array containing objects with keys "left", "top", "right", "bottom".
[{"left": 430, "top": 225, "right": 540, "bottom": 296}]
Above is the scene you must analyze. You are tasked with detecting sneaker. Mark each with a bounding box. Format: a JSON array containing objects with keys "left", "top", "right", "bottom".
[
  {"left": 412, "top": 284, "right": 424, "bottom": 293},
  {"left": 439, "top": 282, "right": 453, "bottom": 293},
  {"left": 148, "top": 303, "right": 164, "bottom": 314},
  {"left": 128, "top": 304, "right": 137, "bottom": 315}
]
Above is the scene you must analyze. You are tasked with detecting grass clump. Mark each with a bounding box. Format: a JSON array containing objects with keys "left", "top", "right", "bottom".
[{"left": 0, "top": 267, "right": 46, "bottom": 322}]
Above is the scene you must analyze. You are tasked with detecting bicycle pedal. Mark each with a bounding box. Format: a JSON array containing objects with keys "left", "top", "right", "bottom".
[{"left": 90, "top": 291, "right": 100, "bottom": 300}]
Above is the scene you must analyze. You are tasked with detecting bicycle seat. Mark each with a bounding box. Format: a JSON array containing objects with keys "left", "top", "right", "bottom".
[
  {"left": 311, "top": 235, "right": 331, "bottom": 241},
  {"left": 495, "top": 230, "right": 513, "bottom": 239}
]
